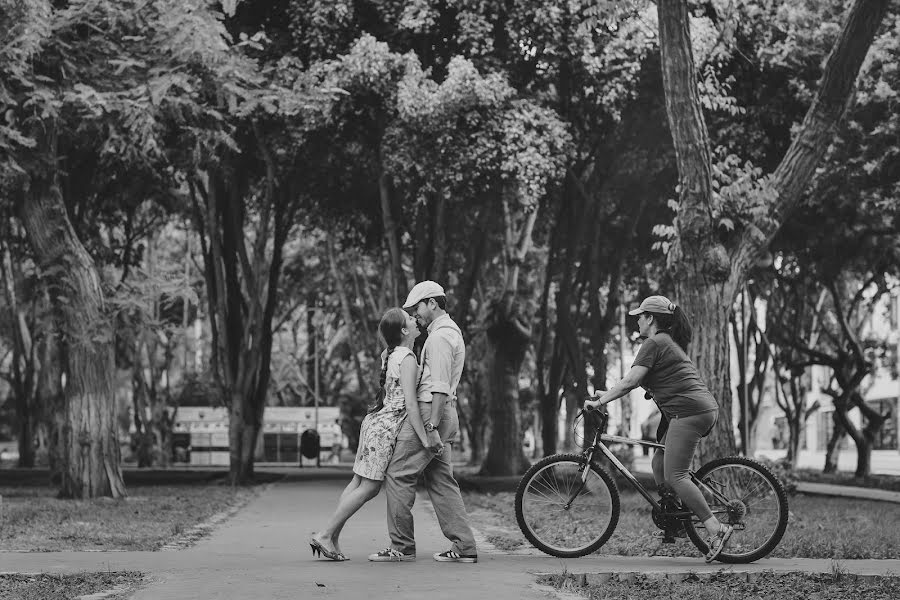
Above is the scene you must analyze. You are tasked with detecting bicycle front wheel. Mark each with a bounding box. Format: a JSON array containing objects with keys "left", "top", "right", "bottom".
[
  {"left": 514, "top": 453, "right": 620, "bottom": 558},
  {"left": 684, "top": 456, "right": 789, "bottom": 563}
]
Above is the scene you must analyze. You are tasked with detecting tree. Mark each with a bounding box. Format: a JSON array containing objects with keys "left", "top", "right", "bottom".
[
  {"left": 656, "top": 0, "right": 890, "bottom": 461},
  {"left": 1, "top": 0, "right": 264, "bottom": 496}
]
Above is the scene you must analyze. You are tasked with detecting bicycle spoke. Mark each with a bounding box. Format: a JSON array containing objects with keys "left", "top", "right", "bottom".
[
  {"left": 685, "top": 459, "right": 788, "bottom": 564},
  {"left": 530, "top": 475, "right": 563, "bottom": 503}
]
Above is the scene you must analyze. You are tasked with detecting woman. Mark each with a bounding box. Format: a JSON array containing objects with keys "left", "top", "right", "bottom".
[
  {"left": 309, "top": 307, "right": 437, "bottom": 561},
  {"left": 584, "top": 295, "right": 734, "bottom": 562}
]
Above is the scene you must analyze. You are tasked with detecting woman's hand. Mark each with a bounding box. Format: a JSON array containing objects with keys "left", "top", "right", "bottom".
[
  {"left": 584, "top": 398, "right": 603, "bottom": 411},
  {"left": 424, "top": 430, "right": 444, "bottom": 455},
  {"left": 585, "top": 389, "right": 611, "bottom": 411}
]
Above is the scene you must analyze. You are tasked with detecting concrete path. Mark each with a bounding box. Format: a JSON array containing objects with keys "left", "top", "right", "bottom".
[
  {"left": 795, "top": 481, "right": 900, "bottom": 503},
  {"left": 2, "top": 470, "right": 900, "bottom": 599}
]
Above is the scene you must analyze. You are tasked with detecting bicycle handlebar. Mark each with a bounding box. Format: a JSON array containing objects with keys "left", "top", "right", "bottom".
[{"left": 578, "top": 404, "right": 609, "bottom": 431}]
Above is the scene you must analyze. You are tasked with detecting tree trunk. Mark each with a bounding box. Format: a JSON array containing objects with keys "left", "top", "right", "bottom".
[
  {"left": 561, "top": 385, "right": 579, "bottom": 452},
  {"left": 787, "top": 421, "right": 801, "bottom": 466},
  {"left": 37, "top": 327, "right": 65, "bottom": 480},
  {"left": 785, "top": 374, "right": 807, "bottom": 466},
  {"left": 1, "top": 230, "right": 38, "bottom": 468},
  {"left": 379, "top": 169, "right": 405, "bottom": 304},
  {"left": 229, "top": 394, "right": 251, "bottom": 482},
  {"left": 16, "top": 405, "right": 36, "bottom": 468},
  {"left": 193, "top": 138, "right": 294, "bottom": 485},
  {"left": 539, "top": 377, "right": 561, "bottom": 455},
  {"left": 658, "top": 0, "right": 738, "bottom": 462},
  {"left": 480, "top": 297, "right": 530, "bottom": 475},
  {"left": 657, "top": 0, "right": 888, "bottom": 461},
  {"left": 20, "top": 179, "right": 125, "bottom": 498},
  {"left": 850, "top": 391, "right": 885, "bottom": 478},
  {"left": 823, "top": 413, "right": 845, "bottom": 474},
  {"left": 680, "top": 284, "right": 736, "bottom": 464},
  {"left": 154, "top": 407, "right": 175, "bottom": 468},
  {"left": 765, "top": 0, "right": 890, "bottom": 237},
  {"left": 461, "top": 369, "right": 489, "bottom": 466},
  {"left": 853, "top": 436, "right": 872, "bottom": 479}
]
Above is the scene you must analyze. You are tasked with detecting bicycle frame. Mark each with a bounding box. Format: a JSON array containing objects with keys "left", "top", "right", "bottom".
[
  {"left": 589, "top": 433, "right": 667, "bottom": 511},
  {"left": 575, "top": 409, "right": 728, "bottom": 520}
]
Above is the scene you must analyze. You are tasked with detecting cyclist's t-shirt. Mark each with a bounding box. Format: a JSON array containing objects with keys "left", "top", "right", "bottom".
[{"left": 632, "top": 332, "right": 718, "bottom": 419}]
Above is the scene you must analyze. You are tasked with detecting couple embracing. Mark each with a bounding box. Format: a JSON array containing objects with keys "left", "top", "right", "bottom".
[{"left": 309, "top": 281, "right": 478, "bottom": 564}]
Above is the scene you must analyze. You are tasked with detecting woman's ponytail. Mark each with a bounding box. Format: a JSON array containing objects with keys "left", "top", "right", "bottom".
[
  {"left": 369, "top": 307, "right": 409, "bottom": 413},
  {"left": 369, "top": 345, "right": 395, "bottom": 414},
  {"left": 669, "top": 306, "right": 693, "bottom": 352}
]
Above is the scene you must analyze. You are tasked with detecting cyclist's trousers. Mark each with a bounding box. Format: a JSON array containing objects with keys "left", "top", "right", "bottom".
[{"left": 651, "top": 410, "right": 718, "bottom": 523}]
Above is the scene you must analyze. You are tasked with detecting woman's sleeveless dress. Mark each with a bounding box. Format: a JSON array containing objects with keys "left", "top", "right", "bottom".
[{"left": 353, "top": 347, "right": 414, "bottom": 480}]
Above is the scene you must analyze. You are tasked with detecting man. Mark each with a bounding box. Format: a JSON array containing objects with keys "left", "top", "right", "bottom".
[{"left": 368, "top": 280, "right": 478, "bottom": 563}]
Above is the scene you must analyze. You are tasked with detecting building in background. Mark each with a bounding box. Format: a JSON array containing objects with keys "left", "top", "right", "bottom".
[{"left": 173, "top": 406, "right": 343, "bottom": 466}]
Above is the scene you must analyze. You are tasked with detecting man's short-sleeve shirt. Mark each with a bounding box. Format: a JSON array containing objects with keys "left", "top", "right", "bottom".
[
  {"left": 632, "top": 332, "right": 718, "bottom": 419},
  {"left": 416, "top": 314, "right": 466, "bottom": 403}
]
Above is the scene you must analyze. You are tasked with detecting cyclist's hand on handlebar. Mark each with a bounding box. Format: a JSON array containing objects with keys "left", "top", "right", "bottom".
[{"left": 584, "top": 398, "right": 606, "bottom": 412}]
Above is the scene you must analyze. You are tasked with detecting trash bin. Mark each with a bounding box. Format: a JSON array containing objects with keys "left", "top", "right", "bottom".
[{"left": 300, "top": 429, "right": 321, "bottom": 460}]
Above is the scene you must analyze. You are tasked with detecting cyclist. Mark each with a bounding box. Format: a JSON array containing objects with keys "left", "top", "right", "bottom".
[{"left": 584, "top": 294, "right": 733, "bottom": 562}]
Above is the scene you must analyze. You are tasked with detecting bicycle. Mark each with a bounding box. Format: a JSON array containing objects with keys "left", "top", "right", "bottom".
[{"left": 514, "top": 406, "right": 788, "bottom": 563}]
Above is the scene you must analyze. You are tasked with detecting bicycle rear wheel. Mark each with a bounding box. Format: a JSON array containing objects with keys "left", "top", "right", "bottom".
[
  {"left": 514, "top": 453, "right": 620, "bottom": 558},
  {"left": 684, "top": 456, "right": 789, "bottom": 563}
]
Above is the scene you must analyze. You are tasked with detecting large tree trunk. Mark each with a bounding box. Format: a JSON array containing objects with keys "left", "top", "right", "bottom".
[
  {"left": 192, "top": 132, "right": 294, "bottom": 484},
  {"left": 658, "top": 0, "right": 737, "bottom": 462},
  {"left": 657, "top": 0, "right": 888, "bottom": 461},
  {"left": 479, "top": 195, "right": 540, "bottom": 476},
  {"left": 20, "top": 179, "right": 125, "bottom": 498},
  {"left": 480, "top": 296, "right": 530, "bottom": 475}
]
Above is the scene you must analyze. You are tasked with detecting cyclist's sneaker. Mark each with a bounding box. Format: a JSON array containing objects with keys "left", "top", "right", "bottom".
[
  {"left": 433, "top": 549, "right": 478, "bottom": 563},
  {"left": 704, "top": 524, "right": 734, "bottom": 562},
  {"left": 368, "top": 547, "right": 415, "bottom": 562}
]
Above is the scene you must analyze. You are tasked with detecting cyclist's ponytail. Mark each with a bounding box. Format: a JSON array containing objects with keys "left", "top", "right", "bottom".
[
  {"left": 669, "top": 306, "right": 693, "bottom": 352},
  {"left": 652, "top": 305, "right": 693, "bottom": 352}
]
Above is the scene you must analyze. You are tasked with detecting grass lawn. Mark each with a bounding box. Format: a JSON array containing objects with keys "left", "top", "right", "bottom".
[
  {"left": 463, "top": 489, "right": 900, "bottom": 559},
  {"left": 540, "top": 571, "right": 900, "bottom": 600},
  {"left": 0, "top": 572, "right": 145, "bottom": 600},
  {"left": 0, "top": 482, "right": 258, "bottom": 552}
]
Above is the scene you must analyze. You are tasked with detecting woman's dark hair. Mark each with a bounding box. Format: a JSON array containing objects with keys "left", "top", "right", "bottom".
[
  {"left": 649, "top": 306, "right": 693, "bottom": 352},
  {"left": 369, "top": 307, "right": 408, "bottom": 413}
]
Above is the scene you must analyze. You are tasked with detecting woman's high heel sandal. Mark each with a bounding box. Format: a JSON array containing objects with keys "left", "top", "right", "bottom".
[{"left": 309, "top": 537, "right": 346, "bottom": 561}]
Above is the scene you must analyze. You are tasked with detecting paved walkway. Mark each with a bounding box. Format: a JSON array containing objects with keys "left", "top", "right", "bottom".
[
  {"left": 795, "top": 481, "right": 900, "bottom": 503},
  {"left": 2, "top": 470, "right": 900, "bottom": 599}
]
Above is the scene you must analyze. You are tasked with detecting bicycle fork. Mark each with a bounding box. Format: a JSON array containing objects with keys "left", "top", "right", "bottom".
[{"left": 562, "top": 450, "right": 596, "bottom": 509}]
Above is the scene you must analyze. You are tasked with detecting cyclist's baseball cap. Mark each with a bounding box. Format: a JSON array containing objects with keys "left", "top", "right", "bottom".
[
  {"left": 403, "top": 280, "right": 446, "bottom": 309},
  {"left": 628, "top": 295, "right": 677, "bottom": 316}
]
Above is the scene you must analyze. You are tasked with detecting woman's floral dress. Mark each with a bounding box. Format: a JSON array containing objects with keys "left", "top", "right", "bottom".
[{"left": 353, "top": 346, "right": 414, "bottom": 480}]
